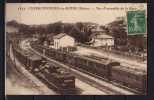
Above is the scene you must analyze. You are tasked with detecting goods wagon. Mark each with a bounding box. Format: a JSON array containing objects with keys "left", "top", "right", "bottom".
[
  {"left": 30, "top": 42, "right": 147, "bottom": 94},
  {"left": 111, "top": 65, "right": 147, "bottom": 94},
  {"left": 12, "top": 41, "right": 76, "bottom": 94}
]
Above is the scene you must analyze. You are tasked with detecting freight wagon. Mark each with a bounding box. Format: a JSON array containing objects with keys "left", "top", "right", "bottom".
[
  {"left": 111, "top": 65, "right": 147, "bottom": 94},
  {"left": 12, "top": 41, "right": 76, "bottom": 94},
  {"left": 30, "top": 42, "right": 147, "bottom": 94}
]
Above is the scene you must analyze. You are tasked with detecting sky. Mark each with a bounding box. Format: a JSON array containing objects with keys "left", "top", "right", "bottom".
[{"left": 6, "top": 3, "right": 147, "bottom": 25}]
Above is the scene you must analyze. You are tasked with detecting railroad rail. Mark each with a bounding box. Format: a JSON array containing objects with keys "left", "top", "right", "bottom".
[
  {"left": 30, "top": 41, "right": 146, "bottom": 95},
  {"left": 7, "top": 43, "right": 57, "bottom": 95},
  {"left": 11, "top": 39, "right": 107, "bottom": 95},
  {"left": 30, "top": 46, "right": 135, "bottom": 95},
  {"left": 9, "top": 38, "right": 145, "bottom": 95}
]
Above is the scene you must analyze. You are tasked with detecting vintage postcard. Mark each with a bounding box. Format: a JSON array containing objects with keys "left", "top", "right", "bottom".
[{"left": 5, "top": 3, "right": 147, "bottom": 95}]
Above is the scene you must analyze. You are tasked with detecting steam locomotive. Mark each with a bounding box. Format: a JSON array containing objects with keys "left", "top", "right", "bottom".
[{"left": 31, "top": 42, "right": 147, "bottom": 94}]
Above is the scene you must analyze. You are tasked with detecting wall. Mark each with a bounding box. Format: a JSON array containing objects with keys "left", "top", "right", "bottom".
[
  {"left": 54, "top": 35, "right": 75, "bottom": 49},
  {"left": 93, "top": 38, "right": 114, "bottom": 47}
]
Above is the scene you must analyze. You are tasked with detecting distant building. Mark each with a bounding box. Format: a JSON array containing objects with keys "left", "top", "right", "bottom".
[
  {"left": 53, "top": 33, "right": 75, "bottom": 49},
  {"left": 90, "top": 33, "right": 114, "bottom": 48},
  {"left": 91, "top": 26, "right": 104, "bottom": 33},
  {"left": 88, "top": 26, "right": 114, "bottom": 48}
]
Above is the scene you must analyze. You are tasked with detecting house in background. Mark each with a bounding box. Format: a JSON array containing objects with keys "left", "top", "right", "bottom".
[
  {"left": 53, "top": 33, "right": 75, "bottom": 49},
  {"left": 90, "top": 33, "right": 114, "bottom": 48},
  {"left": 91, "top": 26, "right": 104, "bottom": 34},
  {"left": 89, "top": 26, "right": 114, "bottom": 48}
]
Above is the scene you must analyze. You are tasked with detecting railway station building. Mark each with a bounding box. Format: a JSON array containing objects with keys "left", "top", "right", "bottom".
[{"left": 53, "top": 33, "right": 75, "bottom": 49}]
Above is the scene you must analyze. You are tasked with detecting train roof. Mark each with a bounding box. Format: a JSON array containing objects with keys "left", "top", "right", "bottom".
[
  {"left": 52, "top": 72, "right": 74, "bottom": 78},
  {"left": 28, "top": 54, "right": 42, "bottom": 61},
  {"left": 56, "top": 68, "right": 69, "bottom": 74},
  {"left": 15, "top": 47, "right": 32, "bottom": 57},
  {"left": 23, "top": 51, "right": 33, "bottom": 56},
  {"left": 45, "top": 62, "right": 60, "bottom": 69},
  {"left": 112, "top": 65, "right": 146, "bottom": 76},
  {"left": 77, "top": 54, "right": 118, "bottom": 65},
  {"left": 39, "top": 44, "right": 119, "bottom": 66},
  {"left": 15, "top": 48, "right": 28, "bottom": 56}
]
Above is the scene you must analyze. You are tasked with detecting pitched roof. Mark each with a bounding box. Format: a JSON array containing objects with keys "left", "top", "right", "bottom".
[
  {"left": 91, "top": 26, "right": 105, "bottom": 32},
  {"left": 53, "top": 33, "right": 67, "bottom": 39},
  {"left": 28, "top": 55, "right": 42, "bottom": 61},
  {"left": 96, "top": 34, "right": 113, "bottom": 39},
  {"left": 91, "top": 33, "right": 113, "bottom": 39}
]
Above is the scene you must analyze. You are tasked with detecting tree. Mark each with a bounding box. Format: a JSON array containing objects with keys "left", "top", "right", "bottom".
[{"left": 107, "top": 18, "right": 127, "bottom": 46}]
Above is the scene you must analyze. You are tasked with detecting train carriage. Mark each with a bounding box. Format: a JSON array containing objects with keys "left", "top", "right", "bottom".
[
  {"left": 30, "top": 43, "right": 147, "bottom": 94},
  {"left": 36, "top": 65, "right": 75, "bottom": 94},
  {"left": 64, "top": 53, "right": 75, "bottom": 65},
  {"left": 76, "top": 55, "right": 113, "bottom": 79},
  {"left": 48, "top": 48, "right": 56, "bottom": 58},
  {"left": 75, "top": 56, "right": 87, "bottom": 69},
  {"left": 26, "top": 54, "right": 42, "bottom": 71},
  {"left": 55, "top": 50, "right": 63, "bottom": 61},
  {"left": 44, "top": 47, "right": 50, "bottom": 57},
  {"left": 36, "top": 45, "right": 44, "bottom": 53},
  {"left": 94, "top": 61, "right": 109, "bottom": 78},
  {"left": 12, "top": 40, "right": 77, "bottom": 94},
  {"left": 13, "top": 47, "right": 30, "bottom": 68},
  {"left": 111, "top": 66, "right": 147, "bottom": 94}
]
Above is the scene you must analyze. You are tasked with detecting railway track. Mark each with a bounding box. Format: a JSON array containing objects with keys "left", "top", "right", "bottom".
[
  {"left": 69, "top": 65, "right": 141, "bottom": 94},
  {"left": 77, "top": 46, "right": 146, "bottom": 72},
  {"left": 6, "top": 44, "right": 57, "bottom": 95},
  {"left": 14, "top": 38, "right": 138, "bottom": 95},
  {"left": 8, "top": 45, "right": 38, "bottom": 85},
  {"left": 26, "top": 48, "right": 109, "bottom": 95},
  {"left": 66, "top": 67, "right": 123, "bottom": 95},
  {"left": 6, "top": 55, "right": 44, "bottom": 89},
  {"left": 29, "top": 46, "right": 135, "bottom": 95},
  {"left": 13, "top": 40, "right": 107, "bottom": 95}
]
